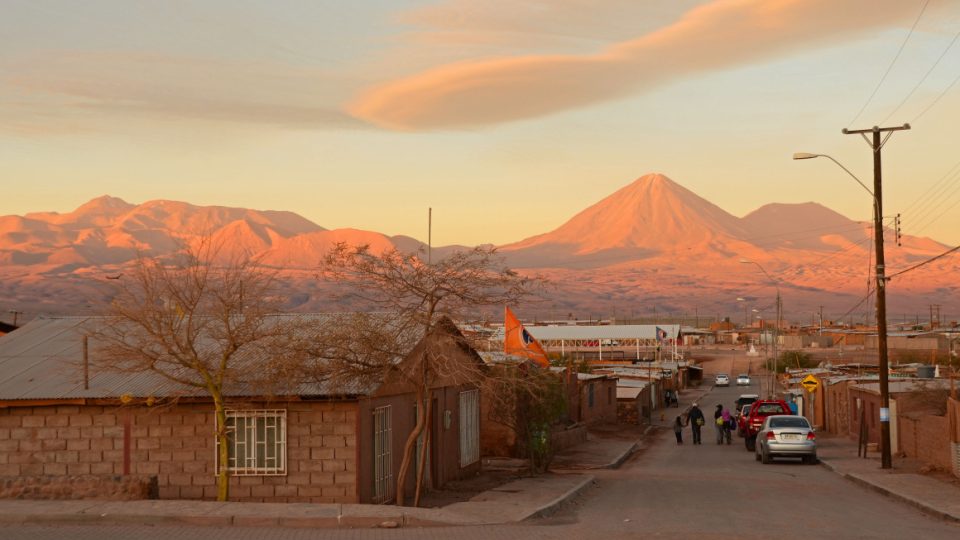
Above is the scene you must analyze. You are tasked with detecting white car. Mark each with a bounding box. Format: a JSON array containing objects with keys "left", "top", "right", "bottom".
[
  {"left": 715, "top": 374, "right": 730, "bottom": 387},
  {"left": 736, "top": 374, "right": 751, "bottom": 386}
]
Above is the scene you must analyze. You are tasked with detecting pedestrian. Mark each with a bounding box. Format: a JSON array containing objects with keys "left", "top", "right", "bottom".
[
  {"left": 714, "top": 404, "right": 724, "bottom": 445},
  {"left": 721, "top": 407, "right": 733, "bottom": 445},
  {"left": 673, "top": 415, "right": 684, "bottom": 444},
  {"left": 688, "top": 403, "right": 705, "bottom": 444}
]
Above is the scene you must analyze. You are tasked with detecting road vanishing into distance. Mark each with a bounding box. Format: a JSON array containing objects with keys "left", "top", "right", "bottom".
[{"left": 7, "top": 382, "right": 959, "bottom": 540}]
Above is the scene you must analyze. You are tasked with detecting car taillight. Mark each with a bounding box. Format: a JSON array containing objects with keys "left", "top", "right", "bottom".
[
  {"left": 806, "top": 432, "right": 816, "bottom": 441},
  {"left": 766, "top": 432, "right": 776, "bottom": 440}
]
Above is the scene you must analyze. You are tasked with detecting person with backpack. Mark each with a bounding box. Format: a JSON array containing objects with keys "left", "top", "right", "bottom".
[
  {"left": 688, "top": 403, "right": 705, "bottom": 444},
  {"left": 721, "top": 407, "right": 734, "bottom": 445}
]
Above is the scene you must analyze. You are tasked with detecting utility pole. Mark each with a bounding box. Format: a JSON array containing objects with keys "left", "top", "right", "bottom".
[
  {"left": 843, "top": 123, "right": 910, "bottom": 470},
  {"left": 8, "top": 310, "right": 22, "bottom": 327},
  {"left": 819, "top": 305, "right": 824, "bottom": 336}
]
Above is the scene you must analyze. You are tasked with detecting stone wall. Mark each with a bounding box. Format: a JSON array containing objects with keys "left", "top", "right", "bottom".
[
  {"left": 617, "top": 398, "right": 641, "bottom": 425},
  {"left": 0, "top": 400, "right": 359, "bottom": 503},
  {"left": 549, "top": 423, "right": 587, "bottom": 452},
  {"left": 0, "top": 474, "right": 156, "bottom": 500}
]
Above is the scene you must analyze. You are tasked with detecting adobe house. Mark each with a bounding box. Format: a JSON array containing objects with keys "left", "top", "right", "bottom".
[{"left": 0, "top": 315, "right": 484, "bottom": 504}]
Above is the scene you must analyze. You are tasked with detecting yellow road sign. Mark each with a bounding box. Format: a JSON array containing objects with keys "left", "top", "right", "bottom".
[{"left": 801, "top": 374, "right": 819, "bottom": 393}]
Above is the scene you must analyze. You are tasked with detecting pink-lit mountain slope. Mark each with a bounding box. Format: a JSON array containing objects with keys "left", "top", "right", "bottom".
[
  {"left": 500, "top": 174, "right": 764, "bottom": 267},
  {"left": 1, "top": 176, "right": 956, "bottom": 318}
]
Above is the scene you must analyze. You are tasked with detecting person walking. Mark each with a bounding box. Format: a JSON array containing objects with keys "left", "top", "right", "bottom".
[
  {"left": 688, "top": 403, "right": 705, "bottom": 444},
  {"left": 714, "top": 404, "right": 724, "bottom": 445},
  {"left": 721, "top": 407, "right": 733, "bottom": 445},
  {"left": 673, "top": 415, "right": 685, "bottom": 445}
]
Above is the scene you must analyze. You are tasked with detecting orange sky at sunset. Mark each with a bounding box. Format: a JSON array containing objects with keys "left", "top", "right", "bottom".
[{"left": 4, "top": 0, "right": 960, "bottom": 248}]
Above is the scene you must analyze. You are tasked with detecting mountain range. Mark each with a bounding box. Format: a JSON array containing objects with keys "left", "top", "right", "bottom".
[{"left": 2, "top": 174, "right": 957, "bottom": 323}]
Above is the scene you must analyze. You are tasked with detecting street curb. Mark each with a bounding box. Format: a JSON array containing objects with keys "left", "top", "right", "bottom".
[
  {"left": 603, "top": 442, "right": 638, "bottom": 469},
  {"left": 842, "top": 473, "right": 960, "bottom": 524},
  {"left": 525, "top": 474, "right": 595, "bottom": 520},
  {"left": 819, "top": 458, "right": 960, "bottom": 524}
]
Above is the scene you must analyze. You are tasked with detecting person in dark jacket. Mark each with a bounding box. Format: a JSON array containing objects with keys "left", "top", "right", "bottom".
[
  {"left": 673, "top": 415, "right": 685, "bottom": 444},
  {"left": 687, "top": 403, "right": 705, "bottom": 444}
]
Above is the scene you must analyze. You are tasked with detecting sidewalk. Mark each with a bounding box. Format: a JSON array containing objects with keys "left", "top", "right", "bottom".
[
  {"left": 0, "top": 432, "right": 648, "bottom": 529},
  {"left": 817, "top": 437, "right": 960, "bottom": 523}
]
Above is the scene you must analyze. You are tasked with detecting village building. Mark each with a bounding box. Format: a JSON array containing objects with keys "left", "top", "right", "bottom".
[{"left": 0, "top": 315, "right": 485, "bottom": 503}]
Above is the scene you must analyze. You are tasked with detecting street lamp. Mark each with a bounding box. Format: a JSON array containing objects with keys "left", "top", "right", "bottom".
[
  {"left": 741, "top": 259, "right": 781, "bottom": 398},
  {"left": 794, "top": 150, "right": 894, "bottom": 470}
]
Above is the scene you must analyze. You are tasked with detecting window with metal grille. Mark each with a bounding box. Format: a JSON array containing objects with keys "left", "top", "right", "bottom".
[
  {"left": 459, "top": 389, "right": 480, "bottom": 467},
  {"left": 372, "top": 405, "right": 394, "bottom": 504},
  {"left": 215, "top": 409, "right": 286, "bottom": 476}
]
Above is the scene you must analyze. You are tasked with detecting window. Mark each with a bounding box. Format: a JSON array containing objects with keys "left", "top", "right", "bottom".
[
  {"left": 588, "top": 383, "right": 595, "bottom": 408},
  {"left": 372, "top": 405, "right": 394, "bottom": 504},
  {"left": 459, "top": 389, "right": 480, "bottom": 467},
  {"left": 769, "top": 417, "right": 809, "bottom": 429},
  {"left": 216, "top": 409, "right": 286, "bottom": 476}
]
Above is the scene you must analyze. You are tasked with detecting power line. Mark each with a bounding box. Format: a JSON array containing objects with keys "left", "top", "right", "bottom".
[
  {"left": 913, "top": 66, "right": 960, "bottom": 122},
  {"left": 888, "top": 243, "right": 960, "bottom": 278},
  {"left": 882, "top": 25, "right": 960, "bottom": 124},
  {"left": 901, "top": 157, "right": 960, "bottom": 216},
  {"left": 848, "top": 0, "right": 930, "bottom": 127}
]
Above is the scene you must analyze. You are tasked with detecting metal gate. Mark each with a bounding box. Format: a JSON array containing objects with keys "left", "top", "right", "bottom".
[{"left": 372, "top": 405, "right": 394, "bottom": 503}]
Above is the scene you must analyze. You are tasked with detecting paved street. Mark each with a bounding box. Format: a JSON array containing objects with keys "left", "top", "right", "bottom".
[{"left": 5, "top": 382, "right": 960, "bottom": 539}]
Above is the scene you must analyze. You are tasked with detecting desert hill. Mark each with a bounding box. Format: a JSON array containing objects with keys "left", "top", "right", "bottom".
[{"left": 1, "top": 175, "right": 957, "bottom": 320}]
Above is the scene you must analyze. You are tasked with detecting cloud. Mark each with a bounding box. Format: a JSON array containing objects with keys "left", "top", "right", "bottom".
[
  {"left": 2, "top": 52, "right": 365, "bottom": 134},
  {"left": 350, "top": 0, "right": 918, "bottom": 130}
]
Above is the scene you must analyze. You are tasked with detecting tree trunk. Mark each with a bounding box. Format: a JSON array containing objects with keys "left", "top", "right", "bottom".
[
  {"left": 212, "top": 391, "right": 230, "bottom": 502},
  {"left": 413, "top": 395, "right": 434, "bottom": 507},
  {"left": 395, "top": 388, "right": 426, "bottom": 506}
]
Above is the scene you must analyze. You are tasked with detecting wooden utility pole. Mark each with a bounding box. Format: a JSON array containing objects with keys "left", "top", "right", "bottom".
[{"left": 842, "top": 123, "right": 910, "bottom": 470}]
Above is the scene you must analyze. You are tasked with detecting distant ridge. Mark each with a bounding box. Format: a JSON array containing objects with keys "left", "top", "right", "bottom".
[{"left": 0, "top": 175, "right": 956, "bottom": 317}]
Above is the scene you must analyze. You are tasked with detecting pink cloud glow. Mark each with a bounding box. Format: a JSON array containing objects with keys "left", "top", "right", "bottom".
[{"left": 350, "top": 0, "right": 917, "bottom": 130}]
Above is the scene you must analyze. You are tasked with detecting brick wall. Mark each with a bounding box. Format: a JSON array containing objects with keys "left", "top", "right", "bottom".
[
  {"left": 898, "top": 414, "right": 952, "bottom": 470},
  {"left": 580, "top": 379, "right": 617, "bottom": 425},
  {"left": 0, "top": 474, "right": 156, "bottom": 500},
  {"left": 0, "top": 400, "right": 359, "bottom": 503},
  {"left": 617, "top": 398, "right": 641, "bottom": 425}
]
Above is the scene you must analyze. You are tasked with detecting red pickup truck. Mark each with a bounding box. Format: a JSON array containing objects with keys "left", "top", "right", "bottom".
[{"left": 742, "top": 399, "right": 792, "bottom": 451}]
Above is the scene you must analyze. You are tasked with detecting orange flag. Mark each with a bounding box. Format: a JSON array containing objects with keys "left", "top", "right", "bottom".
[{"left": 504, "top": 307, "right": 550, "bottom": 368}]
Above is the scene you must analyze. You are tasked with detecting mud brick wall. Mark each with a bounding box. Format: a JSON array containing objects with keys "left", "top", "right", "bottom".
[
  {"left": 549, "top": 423, "right": 587, "bottom": 453},
  {"left": 617, "top": 399, "right": 641, "bottom": 425},
  {"left": 898, "top": 414, "right": 952, "bottom": 471},
  {"left": 0, "top": 401, "right": 359, "bottom": 503},
  {"left": 0, "top": 474, "right": 156, "bottom": 500}
]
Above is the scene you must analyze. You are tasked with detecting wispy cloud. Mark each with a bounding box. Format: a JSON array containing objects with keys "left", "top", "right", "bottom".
[
  {"left": 350, "top": 0, "right": 918, "bottom": 130},
  {"left": 2, "top": 51, "right": 364, "bottom": 134}
]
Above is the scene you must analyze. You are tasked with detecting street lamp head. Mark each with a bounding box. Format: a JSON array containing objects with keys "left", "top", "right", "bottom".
[{"left": 792, "top": 152, "right": 819, "bottom": 160}]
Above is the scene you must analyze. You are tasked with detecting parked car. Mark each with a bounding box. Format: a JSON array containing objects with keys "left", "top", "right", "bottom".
[
  {"left": 755, "top": 415, "right": 817, "bottom": 464},
  {"left": 737, "top": 404, "right": 752, "bottom": 437},
  {"left": 735, "top": 394, "right": 759, "bottom": 413},
  {"left": 715, "top": 374, "right": 730, "bottom": 386},
  {"left": 736, "top": 374, "right": 751, "bottom": 386},
  {"left": 742, "top": 399, "right": 792, "bottom": 451}
]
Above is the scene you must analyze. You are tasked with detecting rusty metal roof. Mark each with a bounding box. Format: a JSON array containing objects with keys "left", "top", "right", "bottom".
[{"left": 0, "top": 315, "right": 383, "bottom": 401}]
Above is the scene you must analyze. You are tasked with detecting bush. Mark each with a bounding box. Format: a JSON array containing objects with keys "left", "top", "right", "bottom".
[{"left": 766, "top": 351, "right": 818, "bottom": 373}]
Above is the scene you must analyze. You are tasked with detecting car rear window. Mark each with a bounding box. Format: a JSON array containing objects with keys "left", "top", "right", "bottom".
[
  {"left": 741, "top": 405, "right": 751, "bottom": 416},
  {"left": 754, "top": 403, "right": 787, "bottom": 414},
  {"left": 769, "top": 417, "right": 810, "bottom": 429}
]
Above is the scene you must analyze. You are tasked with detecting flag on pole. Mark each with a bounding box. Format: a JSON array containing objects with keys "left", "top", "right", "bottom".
[
  {"left": 504, "top": 307, "right": 550, "bottom": 368},
  {"left": 656, "top": 326, "right": 668, "bottom": 343}
]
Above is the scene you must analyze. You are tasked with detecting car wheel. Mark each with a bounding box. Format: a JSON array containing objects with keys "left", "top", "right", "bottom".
[
  {"left": 755, "top": 448, "right": 761, "bottom": 461},
  {"left": 804, "top": 454, "right": 818, "bottom": 465},
  {"left": 761, "top": 447, "right": 771, "bottom": 464},
  {"left": 745, "top": 436, "right": 756, "bottom": 452}
]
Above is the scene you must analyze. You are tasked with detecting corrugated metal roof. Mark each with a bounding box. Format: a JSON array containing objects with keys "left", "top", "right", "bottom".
[
  {"left": 0, "top": 315, "right": 384, "bottom": 401},
  {"left": 525, "top": 324, "right": 681, "bottom": 341},
  {"left": 489, "top": 324, "right": 681, "bottom": 342}
]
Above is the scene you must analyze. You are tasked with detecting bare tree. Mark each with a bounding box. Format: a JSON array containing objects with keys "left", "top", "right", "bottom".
[
  {"left": 91, "top": 243, "right": 299, "bottom": 501},
  {"left": 318, "top": 243, "right": 541, "bottom": 506}
]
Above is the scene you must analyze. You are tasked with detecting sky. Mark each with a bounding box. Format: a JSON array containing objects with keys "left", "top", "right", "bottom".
[{"left": 4, "top": 0, "right": 960, "bottom": 247}]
